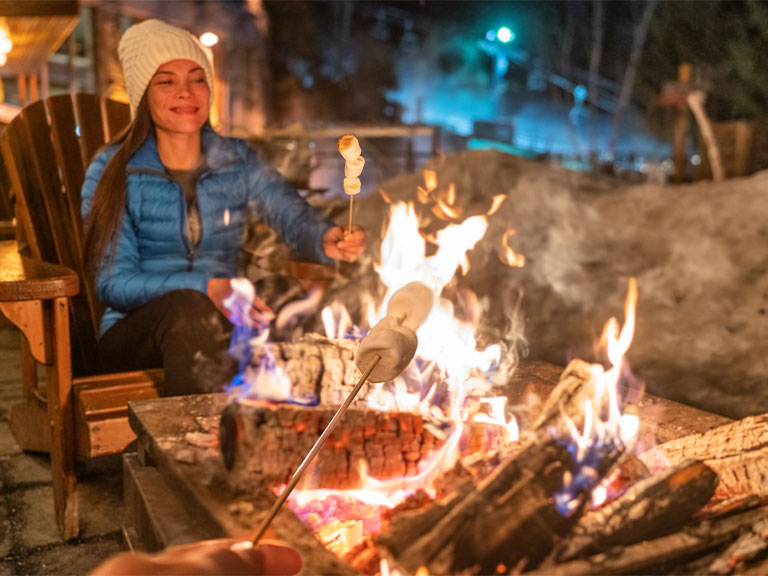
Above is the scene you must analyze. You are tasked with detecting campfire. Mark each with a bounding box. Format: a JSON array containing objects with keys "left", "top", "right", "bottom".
[{"left": 201, "top": 169, "right": 768, "bottom": 575}]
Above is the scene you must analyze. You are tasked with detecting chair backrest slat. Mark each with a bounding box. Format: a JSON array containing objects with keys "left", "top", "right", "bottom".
[
  {"left": 0, "top": 114, "right": 57, "bottom": 261},
  {"left": 74, "top": 94, "right": 107, "bottom": 168},
  {"left": 48, "top": 94, "right": 87, "bottom": 226},
  {"left": 0, "top": 94, "right": 132, "bottom": 376},
  {"left": 47, "top": 94, "right": 107, "bottom": 345},
  {"left": 23, "top": 101, "right": 82, "bottom": 269},
  {"left": 104, "top": 99, "right": 131, "bottom": 141}
]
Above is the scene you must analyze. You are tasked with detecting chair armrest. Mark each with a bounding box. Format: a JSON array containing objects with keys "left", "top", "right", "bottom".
[{"left": 0, "top": 240, "right": 79, "bottom": 301}]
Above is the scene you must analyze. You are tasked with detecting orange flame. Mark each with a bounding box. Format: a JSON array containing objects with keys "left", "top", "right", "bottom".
[
  {"left": 423, "top": 169, "right": 437, "bottom": 192},
  {"left": 487, "top": 194, "right": 506, "bottom": 216},
  {"left": 500, "top": 228, "right": 525, "bottom": 267},
  {"left": 559, "top": 278, "right": 640, "bottom": 515},
  {"left": 293, "top": 198, "right": 522, "bottom": 560}
]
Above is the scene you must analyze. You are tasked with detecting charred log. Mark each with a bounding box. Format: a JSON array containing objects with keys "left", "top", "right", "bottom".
[
  {"left": 556, "top": 459, "right": 718, "bottom": 562},
  {"left": 219, "top": 402, "right": 447, "bottom": 491},
  {"left": 376, "top": 358, "right": 625, "bottom": 574},
  {"left": 526, "top": 505, "right": 768, "bottom": 576}
]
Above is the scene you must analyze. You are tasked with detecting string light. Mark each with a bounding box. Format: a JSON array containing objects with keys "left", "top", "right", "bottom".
[{"left": 199, "top": 32, "right": 218, "bottom": 47}]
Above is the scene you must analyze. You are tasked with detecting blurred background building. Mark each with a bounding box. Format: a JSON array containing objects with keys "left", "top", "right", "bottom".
[{"left": 1, "top": 0, "right": 768, "bottom": 185}]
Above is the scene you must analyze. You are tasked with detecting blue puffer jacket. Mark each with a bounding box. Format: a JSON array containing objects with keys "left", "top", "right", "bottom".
[{"left": 81, "top": 125, "right": 335, "bottom": 336}]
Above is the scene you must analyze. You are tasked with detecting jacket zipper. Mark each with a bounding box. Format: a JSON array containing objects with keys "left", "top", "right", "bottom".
[
  {"left": 127, "top": 168, "right": 196, "bottom": 271},
  {"left": 127, "top": 157, "right": 240, "bottom": 273}
]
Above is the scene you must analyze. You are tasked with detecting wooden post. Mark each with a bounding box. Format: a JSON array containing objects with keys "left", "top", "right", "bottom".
[
  {"left": 687, "top": 90, "right": 724, "bottom": 182},
  {"left": 18, "top": 75, "right": 27, "bottom": 107},
  {"left": 29, "top": 75, "right": 39, "bottom": 103},
  {"left": 40, "top": 62, "right": 50, "bottom": 100},
  {"left": 673, "top": 63, "right": 692, "bottom": 183}
]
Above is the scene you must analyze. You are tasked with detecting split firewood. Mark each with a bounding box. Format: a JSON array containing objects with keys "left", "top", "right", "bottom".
[
  {"left": 531, "top": 358, "right": 606, "bottom": 434},
  {"left": 244, "top": 335, "right": 364, "bottom": 406},
  {"left": 245, "top": 332, "right": 457, "bottom": 411},
  {"left": 376, "top": 359, "right": 625, "bottom": 574},
  {"left": 525, "top": 505, "right": 768, "bottom": 576},
  {"left": 641, "top": 414, "right": 768, "bottom": 499},
  {"left": 555, "top": 459, "right": 718, "bottom": 562},
  {"left": 708, "top": 514, "right": 768, "bottom": 575}
]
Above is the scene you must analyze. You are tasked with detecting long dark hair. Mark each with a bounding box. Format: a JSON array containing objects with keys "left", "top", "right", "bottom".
[{"left": 84, "top": 93, "right": 153, "bottom": 274}]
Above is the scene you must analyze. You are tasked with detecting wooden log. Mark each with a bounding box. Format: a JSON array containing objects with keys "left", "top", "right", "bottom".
[
  {"left": 555, "top": 459, "right": 718, "bottom": 562},
  {"left": 219, "top": 401, "right": 508, "bottom": 493},
  {"left": 531, "top": 359, "right": 599, "bottom": 433},
  {"left": 525, "top": 505, "right": 768, "bottom": 576},
  {"left": 707, "top": 514, "right": 768, "bottom": 574},
  {"left": 219, "top": 402, "right": 451, "bottom": 492},
  {"left": 244, "top": 335, "right": 360, "bottom": 405},
  {"left": 376, "top": 358, "right": 625, "bottom": 574},
  {"left": 244, "top": 335, "right": 456, "bottom": 414},
  {"left": 641, "top": 414, "right": 768, "bottom": 499}
]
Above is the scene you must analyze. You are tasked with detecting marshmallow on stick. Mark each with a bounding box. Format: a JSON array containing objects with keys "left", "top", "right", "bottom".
[
  {"left": 356, "top": 282, "right": 433, "bottom": 383},
  {"left": 338, "top": 134, "right": 365, "bottom": 232}
]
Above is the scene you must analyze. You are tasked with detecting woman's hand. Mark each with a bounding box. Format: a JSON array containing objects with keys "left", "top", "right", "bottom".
[
  {"left": 322, "top": 225, "right": 365, "bottom": 262},
  {"left": 89, "top": 538, "right": 302, "bottom": 576},
  {"left": 207, "top": 278, "right": 274, "bottom": 327}
]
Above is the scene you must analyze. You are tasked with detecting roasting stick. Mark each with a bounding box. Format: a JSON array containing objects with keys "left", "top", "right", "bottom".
[
  {"left": 338, "top": 135, "right": 364, "bottom": 235},
  {"left": 348, "top": 194, "right": 354, "bottom": 234},
  {"left": 250, "top": 353, "right": 382, "bottom": 545}
]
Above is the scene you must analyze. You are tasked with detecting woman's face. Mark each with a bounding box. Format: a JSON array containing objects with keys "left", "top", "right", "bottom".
[{"left": 147, "top": 59, "right": 210, "bottom": 136}]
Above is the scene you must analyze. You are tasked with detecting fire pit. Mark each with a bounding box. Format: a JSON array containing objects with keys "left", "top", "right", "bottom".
[
  {"left": 124, "top": 360, "right": 737, "bottom": 574},
  {"left": 124, "top": 175, "right": 768, "bottom": 574}
]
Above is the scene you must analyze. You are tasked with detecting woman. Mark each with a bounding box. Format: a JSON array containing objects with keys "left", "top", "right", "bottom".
[{"left": 82, "top": 19, "right": 365, "bottom": 396}]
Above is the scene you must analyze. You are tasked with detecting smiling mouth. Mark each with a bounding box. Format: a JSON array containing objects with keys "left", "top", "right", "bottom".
[{"left": 171, "top": 107, "right": 199, "bottom": 113}]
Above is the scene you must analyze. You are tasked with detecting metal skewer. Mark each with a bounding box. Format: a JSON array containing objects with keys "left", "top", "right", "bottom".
[{"left": 250, "top": 353, "right": 382, "bottom": 544}]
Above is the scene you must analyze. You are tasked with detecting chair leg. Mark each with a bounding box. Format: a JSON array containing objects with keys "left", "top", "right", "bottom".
[
  {"left": 47, "top": 297, "right": 78, "bottom": 539},
  {"left": 8, "top": 337, "right": 51, "bottom": 453}
]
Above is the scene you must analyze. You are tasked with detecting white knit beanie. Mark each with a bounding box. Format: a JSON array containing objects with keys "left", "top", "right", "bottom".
[{"left": 118, "top": 19, "right": 214, "bottom": 110}]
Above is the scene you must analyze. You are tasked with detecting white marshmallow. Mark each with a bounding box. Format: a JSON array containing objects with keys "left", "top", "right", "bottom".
[
  {"left": 355, "top": 282, "right": 434, "bottom": 382},
  {"left": 387, "top": 282, "right": 434, "bottom": 331},
  {"left": 343, "top": 177, "right": 361, "bottom": 196},
  {"left": 355, "top": 316, "right": 418, "bottom": 383},
  {"left": 337, "top": 135, "right": 362, "bottom": 161},
  {"left": 344, "top": 155, "right": 365, "bottom": 179}
]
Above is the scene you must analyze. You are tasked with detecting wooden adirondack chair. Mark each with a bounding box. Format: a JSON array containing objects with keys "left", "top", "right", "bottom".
[{"left": 0, "top": 94, "right": 163, "bottom": 539}]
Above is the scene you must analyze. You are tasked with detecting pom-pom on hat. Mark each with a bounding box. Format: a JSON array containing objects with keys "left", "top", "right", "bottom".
[{"left": 118, "top": 19, "right": 214, "bottom": 110}]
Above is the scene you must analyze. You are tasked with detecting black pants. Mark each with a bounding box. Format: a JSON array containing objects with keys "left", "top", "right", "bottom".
[{"left": 98, "top": 290, "right": 237, "bottom": 396}]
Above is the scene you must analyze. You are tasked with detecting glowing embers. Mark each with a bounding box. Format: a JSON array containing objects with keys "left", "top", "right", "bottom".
[{"left": 555, "top": 278, "right": 640, "bottom": 516}]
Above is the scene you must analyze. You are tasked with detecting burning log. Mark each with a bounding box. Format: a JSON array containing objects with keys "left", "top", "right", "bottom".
[
  {"left": 375, "top": 358, "right": 627, "bottom": 575},
  {"left": 555, "top": 459, "right": 718, "bottom": 562},
  {"left": 246, "top": 335, "right": 361, "bottom": 405},
  {"left": 707, "top": 514, "right": 768, "bottom": 575},
  {"left": 377, "top": 436, "right": 587, "bottom": 574},
  {"left": 526, "top": 505, "right": 768, "bottom": 576},
  {"left": 219, "top": 401, "right": 452, "bottom": 491},
  {"left": 244, "top": 334, "right": 456, "bottom": 411},
  {"left": 641, "top": 414, "right": 768, "bottom": 499},
  {"left": 219, "top": 401, "right": 509, "bottom": 494}
]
